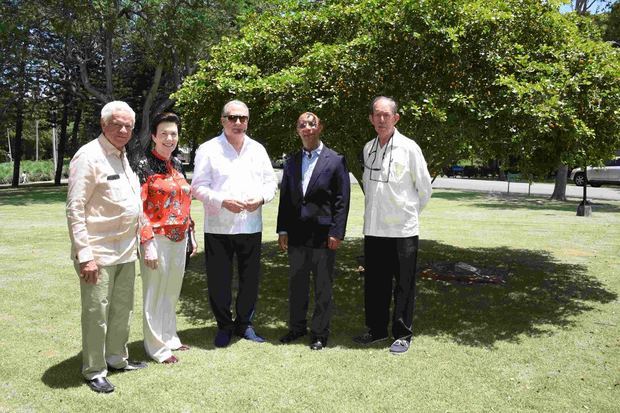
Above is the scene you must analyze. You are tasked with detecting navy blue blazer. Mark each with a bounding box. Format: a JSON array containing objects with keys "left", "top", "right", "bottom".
[{"left": 276, "top": 145, "right": 351, "bottom": 248}]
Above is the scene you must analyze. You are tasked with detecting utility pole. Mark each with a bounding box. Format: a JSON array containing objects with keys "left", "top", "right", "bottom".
[
  {"left": 52, "top": 125, "right": 57, "bottom": 173},
  {"left": 6, "top": 129, "right": 11, "bottom": 161},
  {"left": 35, "top": 120, "right": 39, "bottom": 161}
]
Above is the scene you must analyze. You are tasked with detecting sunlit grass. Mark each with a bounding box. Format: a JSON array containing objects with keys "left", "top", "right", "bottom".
[{"left": 0, "top": 185, "right": 618, "bottom": 411}]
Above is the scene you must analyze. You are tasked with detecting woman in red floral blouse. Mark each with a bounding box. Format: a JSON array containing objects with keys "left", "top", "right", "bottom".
[{"left": 135, "top": 112, "right": 197, "bottom": 364}]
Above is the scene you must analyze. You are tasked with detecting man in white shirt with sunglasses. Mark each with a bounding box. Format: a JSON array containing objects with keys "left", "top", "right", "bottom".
[{"left": 192, "top": 100, "right": 277, "bottom": 348}]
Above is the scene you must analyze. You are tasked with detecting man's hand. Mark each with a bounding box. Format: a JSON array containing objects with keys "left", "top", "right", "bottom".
[
  {"left": 144, "top": 239, "right": 158, "bottom": 269},
  {"left": 222, "top": 199, "right": 246, "bottom": 213},
  {"left": 278, "top": 234, "right": 288, "bottom": 252},
  {"left": 244, "top": 197, "right": 263, "bottom": 213},
  {"left": 327, "top": 236, "right": 341, "bottom": 250},
  {"left": 79, "top": 260, "right": 99, "bottom": 284}
]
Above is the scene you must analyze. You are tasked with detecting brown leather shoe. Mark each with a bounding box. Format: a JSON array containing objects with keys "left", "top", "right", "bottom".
[{"left": 162, "top": 355, "right": 179, "bottom": 364}]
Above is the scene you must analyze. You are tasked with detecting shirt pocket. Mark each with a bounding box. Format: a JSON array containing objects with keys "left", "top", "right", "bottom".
[
  {"left": 99, "top": 178, "right": 128, "bottom": 202},
  {"left": 390, "top": 150, "right": 409, "bottom": 182}
]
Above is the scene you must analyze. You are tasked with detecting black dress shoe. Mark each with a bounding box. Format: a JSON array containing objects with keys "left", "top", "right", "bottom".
[
  {"left": 310, "top": 337, "right": 327, "bottom": 350},
  {"left": 108, "top": 360, "right": 148, "bottom": 372},
  {"left": 86, "top": 377, "right": 114, "bottom": 393},
  {"left": 279, "top": 330, "right": 307, "bottom": 344}
]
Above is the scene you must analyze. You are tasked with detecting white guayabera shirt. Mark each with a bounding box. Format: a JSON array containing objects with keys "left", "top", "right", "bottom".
[
  {"left": 191, "top": 132, "right": 277, "bottom": 235},
  {"left": 362, "top": 129, "right": 432, "bottom": 238}
]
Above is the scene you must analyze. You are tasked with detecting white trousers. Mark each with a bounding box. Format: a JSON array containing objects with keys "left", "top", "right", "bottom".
[{"left": 140, "top": 234, "right": 187, "bottom": 362}]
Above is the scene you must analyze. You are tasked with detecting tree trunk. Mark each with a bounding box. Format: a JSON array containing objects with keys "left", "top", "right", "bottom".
[
  {"left": 550, "top": 163, "right": 568, "bottom": 201},
  {"left": 138, "top": 64, "right": 164, "bottom": 150},
  {"left": 11, "top": 100, "right": 24, "bottom": 187},
  {"left": 54, "top": 92, "right": 70, "bottom": 185},
  {"left": 11, "top": 57, "right": 26, "bottom": 188},
  {"left": 574, "top": 0, "right": 598, "bottom": 15}
]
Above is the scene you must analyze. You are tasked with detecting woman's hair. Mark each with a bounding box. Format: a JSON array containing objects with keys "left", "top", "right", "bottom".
[{"left": 151, "top": 112, "right": 181, "bottom": 135}]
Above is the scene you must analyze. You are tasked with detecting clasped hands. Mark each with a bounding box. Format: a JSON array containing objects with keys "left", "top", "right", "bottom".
[
  {"left": 222, "top": 198, "right": 263, "bottom": 214},
  {"left": 278, "top": 234, "right": 341, "bottom": 252}
]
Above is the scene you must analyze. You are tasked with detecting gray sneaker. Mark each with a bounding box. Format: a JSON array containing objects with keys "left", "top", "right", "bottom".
[{"left": 389, "top": 339, "right": 410, "bottom": 354}]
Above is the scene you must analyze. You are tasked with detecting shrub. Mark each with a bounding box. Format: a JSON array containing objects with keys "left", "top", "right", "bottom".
[{"left": 0, "top": 160, "right": 69, "bottom": 184}]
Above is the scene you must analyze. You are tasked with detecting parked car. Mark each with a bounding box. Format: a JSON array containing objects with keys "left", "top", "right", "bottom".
[
  {"left": 570, "top": 157, "right": 620, "bottom": 187},
  {"left": 175, "top": 146, "right": 191, "bottom": 165}
]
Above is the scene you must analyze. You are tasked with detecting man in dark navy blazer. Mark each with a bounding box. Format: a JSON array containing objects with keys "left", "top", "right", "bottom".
[{"left": 277, "top": 112, "right": 351, "bottom": 350}]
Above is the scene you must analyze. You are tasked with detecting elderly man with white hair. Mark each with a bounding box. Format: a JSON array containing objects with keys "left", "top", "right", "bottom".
[{"left": 66, "top": 101, "right": 147, "bottom": 393}]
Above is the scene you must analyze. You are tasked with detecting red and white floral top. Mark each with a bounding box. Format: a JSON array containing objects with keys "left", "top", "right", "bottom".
[{"left": 136, "top": 149, "right": 192, "bottom": 243}]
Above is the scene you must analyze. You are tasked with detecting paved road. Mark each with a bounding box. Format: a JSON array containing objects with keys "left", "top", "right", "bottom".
[
  {"left": 4, "top": 171, "right": 620, "bottom": 201},
  {"left": 432, "top": 177, "right": 620, "bottom": 201}
]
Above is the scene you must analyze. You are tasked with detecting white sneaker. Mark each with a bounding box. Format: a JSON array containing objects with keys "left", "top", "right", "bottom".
[{"left": 389, "top": 339, "right": 410, "bottom": 354}]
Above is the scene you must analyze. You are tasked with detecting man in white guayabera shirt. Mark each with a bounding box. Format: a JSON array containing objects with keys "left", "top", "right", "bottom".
[
  {"left": 66, "top": 101, "right": 147, "bottom": 394},
  {"left": 353, "top": 96, "right": 432, "bottom": 355},
  {"left": 191, "top": 100, "right": 277, "bottom": 348}
]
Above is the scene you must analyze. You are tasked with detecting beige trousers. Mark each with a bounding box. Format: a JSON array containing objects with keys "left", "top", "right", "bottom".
[
  {"left": 140, "top": 235, "right": 187, "bottom": 362},
  {"left": 77, "top": 261, "right": 136, "bottom": 380}
]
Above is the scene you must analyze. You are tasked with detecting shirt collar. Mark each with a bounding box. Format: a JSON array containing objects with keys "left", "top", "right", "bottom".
[
  {"left": 151, "top": 148, "right": 171, "bottom": 162},
  {"left": 218, "top": 131, "right": 249, "bottom": 153},
  {"left": 98, "top": 134, "right": 124, "bottom": 157},
  {"left": 375, "top": 129, "right": 398, "bottom": 149},
  {"left": 303, "top": 141, "right": 323, "bottom": 159}
]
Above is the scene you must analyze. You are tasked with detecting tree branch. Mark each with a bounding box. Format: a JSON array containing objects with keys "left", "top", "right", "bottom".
[
  {"left": 77, "top": 57, "right": 110, "bottom": 103},
  {"left": 138, "top": 64, "right": 164, "bottom": 148}
]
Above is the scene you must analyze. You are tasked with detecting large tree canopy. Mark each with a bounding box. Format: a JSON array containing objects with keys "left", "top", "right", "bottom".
[
  {"left": 1, "top": 0, "right": 272, "bottom": 186},
  {"left": 175, "top": 0, "right": 620, "bottom": 182}
]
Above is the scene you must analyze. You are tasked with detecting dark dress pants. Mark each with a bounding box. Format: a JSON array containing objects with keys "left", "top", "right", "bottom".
[
  {"left": 363, "top": 235, "right": 419, "bottom": 340},
  {"left": 288, "top": 245, "right": 336, "bottom": 340},
  {"left": 205, "top": 232, "right": 261, "bottom": 334}
]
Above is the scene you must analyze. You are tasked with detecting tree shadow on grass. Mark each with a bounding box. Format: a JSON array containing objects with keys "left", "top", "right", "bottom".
[
  {"left": 415, "top": 240, "right": 616, "bottom": 346},
  {"left": 179, "top": 238, "right": 616, "bottom": 349},
  {"left": 43, "top": 235, "right": 617, "bottom": 387},
  {"left": 0, "top": 185, "right": 67, "bottom": 205},
  {"left": 433, "top": 190, "right": 620, "bottom": 213}
]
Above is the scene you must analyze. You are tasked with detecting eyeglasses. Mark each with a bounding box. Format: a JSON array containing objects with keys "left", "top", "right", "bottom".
[
  {"left": 109, "top": 122, "right": 134, "bottom": 131},
  {"left": 224, "top": 115, "right": 249, "bottom": 123},
  {"left": 363, "top": 137, "right": 393, "bottom": 183},
  {"left": 297, "top": 121, "right": 317, "bottom": 129}
]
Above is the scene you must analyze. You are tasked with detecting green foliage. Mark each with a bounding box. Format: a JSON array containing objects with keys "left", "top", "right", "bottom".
[
  {"left": 0, "top": 160, "right": 69, "bottom": 184},
  {"left": 175, "top": 0, "right": 620, "bottom": 179}
]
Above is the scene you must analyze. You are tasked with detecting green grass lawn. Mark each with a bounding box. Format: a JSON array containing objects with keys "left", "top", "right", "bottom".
[{"left": 0, "top": 185, "right": 618, "bottom": 412}]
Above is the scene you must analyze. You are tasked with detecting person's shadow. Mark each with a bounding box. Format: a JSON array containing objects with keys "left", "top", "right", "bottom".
[{"left": 41, "top": 342, "right": 148, "bottom": 389}]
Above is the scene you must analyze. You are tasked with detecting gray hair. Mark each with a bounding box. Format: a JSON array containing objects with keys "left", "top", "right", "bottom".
[
  {"left": 221, "top": 100, "right": 249, "bottom": 117},
  {"left": 369, "top": 96, "right": 398, "bottom": 115},
  {"left": 101, "top": 101, "right": 136, "bottom": 123}
]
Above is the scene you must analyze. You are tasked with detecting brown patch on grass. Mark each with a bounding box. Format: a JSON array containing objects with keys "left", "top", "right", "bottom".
[{"left": 563, "top": 249, "right": 594, "bottom": 257}]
